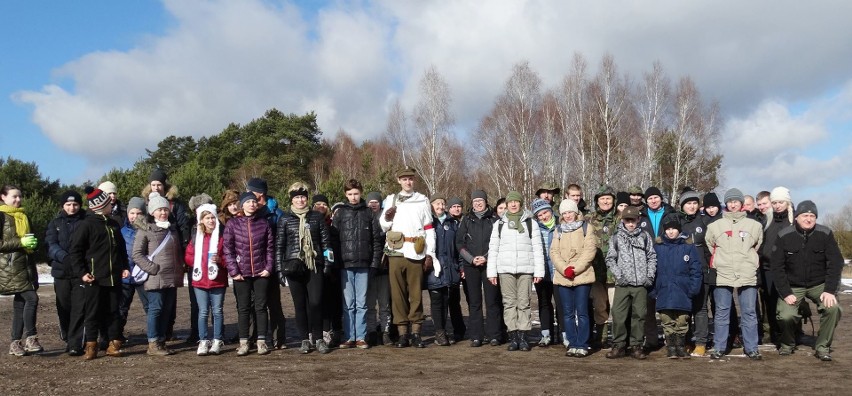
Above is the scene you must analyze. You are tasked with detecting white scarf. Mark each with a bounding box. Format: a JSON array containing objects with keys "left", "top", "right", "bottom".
[{"left": 193, "top": 203, "right": 220, "bottom": 282}]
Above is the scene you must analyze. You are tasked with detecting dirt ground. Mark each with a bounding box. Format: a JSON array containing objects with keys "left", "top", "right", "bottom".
[{"left": 1, "top": 282, "right": 851, "bottom": 396}]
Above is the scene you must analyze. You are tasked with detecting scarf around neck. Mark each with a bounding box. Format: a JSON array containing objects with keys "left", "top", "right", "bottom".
[
  {"left": 0, "top": 205, "right": 30, "bottom": 237},
  {"left": 291, "top": 205, "right": 317, "bottom": 272},
  {"left": 505, "top": 211, "right": 525, "bottom": 234},
  {"left": 559, "top": 220, "right": 584, "bottom": 234}
]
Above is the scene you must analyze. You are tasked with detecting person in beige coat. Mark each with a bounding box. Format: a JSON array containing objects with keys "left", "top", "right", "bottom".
[
  {"left": 132, "top": 193, "right": 184, "bottom": 356},
  {"left": 550, "top": 199, "right": 598, "bottom": 357}
]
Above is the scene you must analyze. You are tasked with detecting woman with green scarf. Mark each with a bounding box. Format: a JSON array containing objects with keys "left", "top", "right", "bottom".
[
  {"left": 275, "top": 182, "right": 331, "bottom": 354},
  {"left": 0, "top": 185, "right": 42, "bottom": 356}
]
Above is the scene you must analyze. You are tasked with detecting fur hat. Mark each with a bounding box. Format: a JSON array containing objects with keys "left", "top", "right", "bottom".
[
  {"left": 147, "top": 192, "right": 170, "bottom": 215},
  {"left": 220, "top": 190, "right": 240, "bottom": 209},
  {"left": 559, "top": 199, "right": 579, "bottom": 215},
  {"left": 188, "top": 193, "right": 214, "bottom": 214},
  {"left": 97, "top": 181, "right": 117, "bottom": 194}
]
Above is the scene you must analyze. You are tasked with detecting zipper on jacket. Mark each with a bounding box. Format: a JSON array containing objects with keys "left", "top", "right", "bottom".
[
  {"left": 105, "top": 219, "right": 114, "bottom": 286},
  {"left": 248, "top": 218, "right": 255, "bottom": 276}
]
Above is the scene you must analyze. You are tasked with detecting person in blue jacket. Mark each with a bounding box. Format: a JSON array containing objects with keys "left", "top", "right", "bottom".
[
  {"left": 119, "top": 197, "right": 150, "bottom": 338},
  {"left": 427, "top": 196, "right": 462, "bottom": 346},
  {"left": 650, "top": 219, "right": 702, "bottom": 359}
]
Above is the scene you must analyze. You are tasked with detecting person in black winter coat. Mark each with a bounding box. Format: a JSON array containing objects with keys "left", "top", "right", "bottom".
[
  {"left": 332, "top": 179, "right": 382, "bottom": 348},
  {"left": 677, "top": 189, "right": 710, "bottom": 356},
  {"left": 427, "top": 196, "right": 464, "bottom": 346},
  {"left": 45, "top": 190, "right": 87, "bottom": 354},
  {"left": 67, "top": 187, "right": 130, "bottom": 360},
  {"left": 455, "top": 190, "right": 502, "bottom": 347}
]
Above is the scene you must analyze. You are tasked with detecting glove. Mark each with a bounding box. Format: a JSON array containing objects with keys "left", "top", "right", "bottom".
[
  {"left": 323, "top": 249, "right": 334, "bottom": 263},
  {"left": 384, "top": 207, "right": 397, "bottom": 222},
  {"left": 278, "top": 271, "right": 287, "bottom": 286},
  {"left": 21, "top": 235, "right": 37, "bottom": 249},
  {"left": 563, "top": 266, "right": 575, "bottom": 280},
  {"left": 423, "top": 256, "right": 434, "bottom": 273}
]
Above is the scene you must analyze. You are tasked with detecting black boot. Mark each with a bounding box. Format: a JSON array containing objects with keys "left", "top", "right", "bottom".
[
  {"left": 507, "top": 331, "right": 519, "bottom": 351},
  {"left": 675, "top": 334, "right": 689, "bottom": 359},
  {"left": 434, "top": 330, "right": 450, "bottom": 346},
  {"left": 367, "top": 331, "right": 378, "bottom": 347},
  {"left": 591, "top": 324, "right": 604, "bottom": 350},
  {"left": 412, "top": 333, "right": 426, "bottom": 348},
  {"left": 518, "top": 331, "right": 531, "bottom": 351},
  {"left": 666, "top": 334, "right": 677, "bottom": 359}
]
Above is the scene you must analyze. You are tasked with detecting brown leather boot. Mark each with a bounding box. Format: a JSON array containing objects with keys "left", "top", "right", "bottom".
[
  {"left": 106, "top": 340, "right": 123, "bottom": 357},
  {"left": 147, "top": 341, "right": 169, "bottom": 356},
  {"left": 83, "top": 341, "right": 98, "bottom": 360}
]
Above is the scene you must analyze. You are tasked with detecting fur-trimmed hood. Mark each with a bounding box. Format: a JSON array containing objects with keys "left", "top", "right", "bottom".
[{"left": 141, "top": 184, "right": 179, "bottom": 201}]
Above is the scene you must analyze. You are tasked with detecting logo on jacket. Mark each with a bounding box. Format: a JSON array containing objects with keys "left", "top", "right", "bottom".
[
  {"left": 443, "top": 224, "right": 449, "bottom": 231},
  {"left": 641, "top": 221, "right": 647, "bottom": 228},
  {"left": 695, "top": 227, "right": 703, "bottom": 234},
  {"left": 603, "top": 226, "right": 609, "bottom": 233},
  {"left": 683, "top": 255, "right": 690, "bottom": 261},
  {"left": 508, "top": 220, "right": 517, "bottom": 228}
]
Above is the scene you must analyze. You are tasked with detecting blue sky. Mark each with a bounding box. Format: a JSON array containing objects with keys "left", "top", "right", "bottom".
[{"left": 2, "top": 0, "right": 851, "bottom": 215}]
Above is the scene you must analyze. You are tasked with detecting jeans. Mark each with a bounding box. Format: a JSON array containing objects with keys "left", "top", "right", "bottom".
[
  {"left": 366, "top": 272, "right": 391, "bottom": 332},
  {"left": 557, "top": 284, "right": 591, "bottom": 349},
  {"left": 119, "top": 283, "right": 149, "bottom": 339},
  {"left": 194, "top": 287, "right": 225, "bottom": 341},
  {"left": 234, "top": 277, "right": 269, "bottom": 340},
  {"left": 11, "top": 290, "right": 39, "bottom": 340},
  {"left": 713, "top": 286, "right": 759, "bottom": 354},
  {"left": 146, "top": 288, "right": 177, "bottom": 342},
  {"left": 341, "top": 268, "right": 369, "bottom": 341}
]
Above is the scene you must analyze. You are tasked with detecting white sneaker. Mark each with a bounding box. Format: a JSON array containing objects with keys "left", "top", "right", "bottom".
[
  {"left": 196, "top": 340, "right": 210, "bottom": 356},
  {"left": 209, "top": 339, "right": 224, "bottom": 355}
]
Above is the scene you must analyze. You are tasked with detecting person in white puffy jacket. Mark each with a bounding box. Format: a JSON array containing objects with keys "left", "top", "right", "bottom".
[
  {"left": 379, "top": 167, "right": 439, "bottom": 348},
  {"left": 487, "top": 191, "right": 544, "bottom": 352}
]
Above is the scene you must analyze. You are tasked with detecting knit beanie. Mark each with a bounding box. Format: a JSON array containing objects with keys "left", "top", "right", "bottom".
[
  {"left": 149, "top": 169, "right": 168, "bottom": 184},
  {"left": 59, "top": 190, "right": 82, "bottom": 205},
  {"left": 702, "top": 192, "right": 721, "bottom": 209},
  {"left": 471, "top": 190, "right": 488, "bottom": 201},
  {"left": 796, "top": 200, "right": 818, "bottom": 218},
  {"left": 85, "top": 186, "right": 111, "bottom": 212},
  {"left": 505, "top": 191, "right": 523, "bottom": 205},
  {"left": 448, "top": 197, "right": 463, "bottom": 208},
  {"left": 559, "top": 199, "right": 579, "bottom": 215},
  {"left": 430, "top": 195, "right": 446, "bottom": 204},
  {"left": 366, "top": 191, "right": 382, "bottom": 203},
  {"left": 147, "top": 192, "right": 170, "bottom": 215},
  {"left": 679, "top": 190, "right": 701, "bottom": 209},
  {"left": 239, "top": 191, "right": 257, "bottom": 207},
  {"left": 246, "top": 178, "right": 268, "bottom": 195},
  {"left": 531, "top": 198, "right": 552, "bottom": 216},
  {"left": 662, "top": 218, "right": 682, "bottom": 232},
  {"left": 312, "top": 194, "right": 329, "bottom": 206},
  {"left": 127, "top": 197, "right": 146, "bottom": 213},
  {"left": 97, "top": 181, "right": 117, "bottom": 194},
  {"left": 770, "top": 186, "right": 792, "bottom": 203},
  {"left": 616, "top": 191, "right": 630, "bottom": 207},
  {"left": 644, "top": 186, "right": 663, "bottom": 199},
  {"left": 724, "top": 188, "right": 744, "bottom": 204}
]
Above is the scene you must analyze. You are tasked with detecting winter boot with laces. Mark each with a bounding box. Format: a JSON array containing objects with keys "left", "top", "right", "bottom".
[
  {"left": 507, "top": 331, "right": 519, "bottom": 351},
  {"left": 24, "top": 335, "right": 43, "bottom": 354}
]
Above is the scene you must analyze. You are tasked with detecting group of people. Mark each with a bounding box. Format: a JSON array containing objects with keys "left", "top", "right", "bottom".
[{"left": 0, "top": 166, "right": 843, "bottom": 363}]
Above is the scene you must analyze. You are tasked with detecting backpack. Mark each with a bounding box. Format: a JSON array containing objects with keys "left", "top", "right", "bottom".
[
  {"left": 497, "top": 218, "right": 533, "bottom": 239},
  {"left": 554, "top": 222, "right": 589, "bottom": 240}
]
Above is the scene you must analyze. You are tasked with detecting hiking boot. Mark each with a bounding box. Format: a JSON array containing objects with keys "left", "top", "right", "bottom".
[
  {"left": 236, "top": 339, "right": 250, "bottom": 356},
  {"left": 23, "top": 336, "right": 43, "bottom": 354},
  {"left": 538, "top": 335, "right": 551, "bottom": 348},
  {"left": 147, "top": 341, "right": 169, "bottom": 356},
  {"left": 395, "top": 335, "right": 410, "bottom": 348},
  {"left": 630, "top": 346, "right": 647, "bottom": 360},
  {"left": 339, "top": 340, "right": 356, "bottom": 349},
  {"left": 367, "top": 331, "right": 378, "bottom": 346},
  {"left": 412, "top": 333, "right": 426, "bottom": 348},
  {"left": 815, "top": 350, "right": 832, "bottom": 361},
  {"left": 666, "top": 335, "right": 677, "bottom": 359},
  {"left": 507, "top": 332, "right": 519, "bottom": 351},
  {"left": 355, "top": 340, "right": 369, "bottom": 349},
  {"left": 745, "top": 350, "right": 762, "bottom": 361},
  {"left": 606, "top": 345, "right": 626, "bottom": 359},
  {"left": 382, "top": 332, "right": 393, "bottom": 346},
  {"left": 83, "top": 341, "right": 98, "bottom": 360},
  {"left": 470, "top": 339, "right": 482, "bottom": 347},
  {"left": 778, "top": 345, "right": 795, "bottom": 356},
  {"left": 257, "top": 340, "right": 270, "bottom": 355},
  {"left": 675, "top": 335, "right": 689, "bottom": 359},
  {"left": 106, "top": 340, "right": 124, "bottom": 357},
  {"left": 709, "top": 349, "right": 726, "bottom": 360},
  {"left": 299, "top": 339, "right": 312, "bottom": 354},
  {"left": 692, "top": 344, "right": 706, "bottom": 357},
  {"left": 158, "top": 340, "right": 175, "bottom": 355},
  {"left": 209, "top": 339, "right": 224, "bottom": 355},
  {"left": 68, "top": 347, "right": 83, "bottom": 356},
  {"left": 518, "top": 332, "right": 531, "bottom": 351},
  {"left": 197, "top": 340, "right": 210, "bottom": 356},
  {"left": 9, "top": 340, "right": 25, "bottom": 357},
  {"left": 316, "top": 339, "right": 330, "bottom": 354},
  {"left": 434, "top": 330, "right": 450, "bottom": 346},
  {"left": 490, "top": 338, "right": 501, "bottom": 347}
]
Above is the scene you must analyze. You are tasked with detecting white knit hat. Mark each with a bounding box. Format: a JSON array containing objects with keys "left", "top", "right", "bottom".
[
  {"left": 97, "top": 181, "right": 117, "bottom": 194},
  {"left": 770, "top": 186, "right": 792, "bottom": 203},
  {"left": 559, "top": 199, "right": 579, "bottom": 214}
]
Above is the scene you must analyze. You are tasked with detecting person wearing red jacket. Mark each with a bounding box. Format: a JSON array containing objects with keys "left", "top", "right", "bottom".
[{"left": 185, "top": 204, "right": 228, "bottom": 356}]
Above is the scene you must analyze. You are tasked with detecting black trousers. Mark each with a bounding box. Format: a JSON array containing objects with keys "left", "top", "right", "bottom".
[
  {"left": 233, "top": 277, "right": 269, "bottom": 340},
  {"left": 429, "top": 287, "right": 450, "bottom": 331},
  {"left": 322, "top": 269, "right": 343, "bottom": 333},
  {"left": 448, "top": 284, "right": 466, "bottom": 338},
  {"left": 55, "top": 278, "right": 85, "bottom": 348},
  {"left": 266, "top": 276, "right": 287, "bottom": 343},
  {"left": 534, "top": 279, "right": 556, "bottom": 337},
  {"left": 78, "top": 283, "right": 122, "bottom": 342},
  {"left": 288, "top": 270, "right": 325, "bottom": 341},
  {"left": 464, "top": 264, "right": 503, "bottom": 341}
]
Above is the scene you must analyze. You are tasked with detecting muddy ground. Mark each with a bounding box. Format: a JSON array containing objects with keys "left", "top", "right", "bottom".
[{"left": 1, "top": 282, "right": 850, "bottom": 396}]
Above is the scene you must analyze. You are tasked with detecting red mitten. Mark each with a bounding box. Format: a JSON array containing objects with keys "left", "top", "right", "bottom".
[{"left": 563, "top": 266, "right": 575, "bottom": 280}]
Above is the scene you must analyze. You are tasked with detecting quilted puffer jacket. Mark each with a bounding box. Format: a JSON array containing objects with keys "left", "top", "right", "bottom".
[
  {"left": 0, "top": 212, "right": 36, "bottom": 294},
  {"left": 223, "top": 214, "right": 275, "bottom": 278},
  {"left": 486, "top": 210, "right": 545, "bottom": 278},
  {"left": 274, "top": 209, "right": 329, "bottom": 269},
  {"left": 331, "top": 200, "right": 381, "bottom": 269}
]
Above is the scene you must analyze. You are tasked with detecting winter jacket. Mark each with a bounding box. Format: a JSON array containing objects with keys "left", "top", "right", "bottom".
[
  {"left": 132, "top": 221, "right": 184, "bottom": 291},
  {"left": 0, "top": 212, "right": 36, "bottom": 294},
  {"left": 108, "top": 199, "right": 126, "bottom": 229},
  {"left": 121, "top": 220, "right": 141, "bottom": 285},
  {"left": 426, "top": 215, "right": 462, "bottom": 290},
  {"left": 331, "top": 200, "right": 382, "bottom": 269},
  {"left": 699, "top": 212, "right": 722, "bottom": 285},
  {"left": 274, "top": 209, "right": 329, "bottom": 271},
  {"left": 760, "top": 210, "right": 792, "bottom": 271},
  {"left": 141, "top": 184, "right": 191, "bottom": 247},
  {"left": 587, "top": 208, "right": 618, "bottom": 284},
  {"left": 184, "top": 231, "right": 228, "bottom": 290},
  {"left": 550, "top": 222, "right": 598, "bottom": 287},
  {"left": 771, "top": 223, "right": 844, "bottom": 297},
  {"left": 705, "top": 211, "right": 763, "bottom": 288},
  {"left": 379, "top": 192, "right": 437, "bottom": 261},
  {"left": 46, "top": 209, "right": 86, "bottom": 279},
  {"left": 605, "top": 222, "right": 657, "bottom": 287},
  {"left": 223, "top": 213, "right": 275, "bottom": 278},
  {"left": 68, "top": 211, "right": 129, "bottom": 287},
  {"left": 456, "top": 206, "right": 498, "bottom": 266},
  {"left": 650, "top": 234, "right": 702, "bottom": 311},
  {"left": 640, "top": 203, "right": 677, "bottom": 238},
  {"left": 536, "top": 218, "right": 558, "bottom": 280},
  {"left": 486, "top": 210, "right": 545, "bottom": 278}
]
